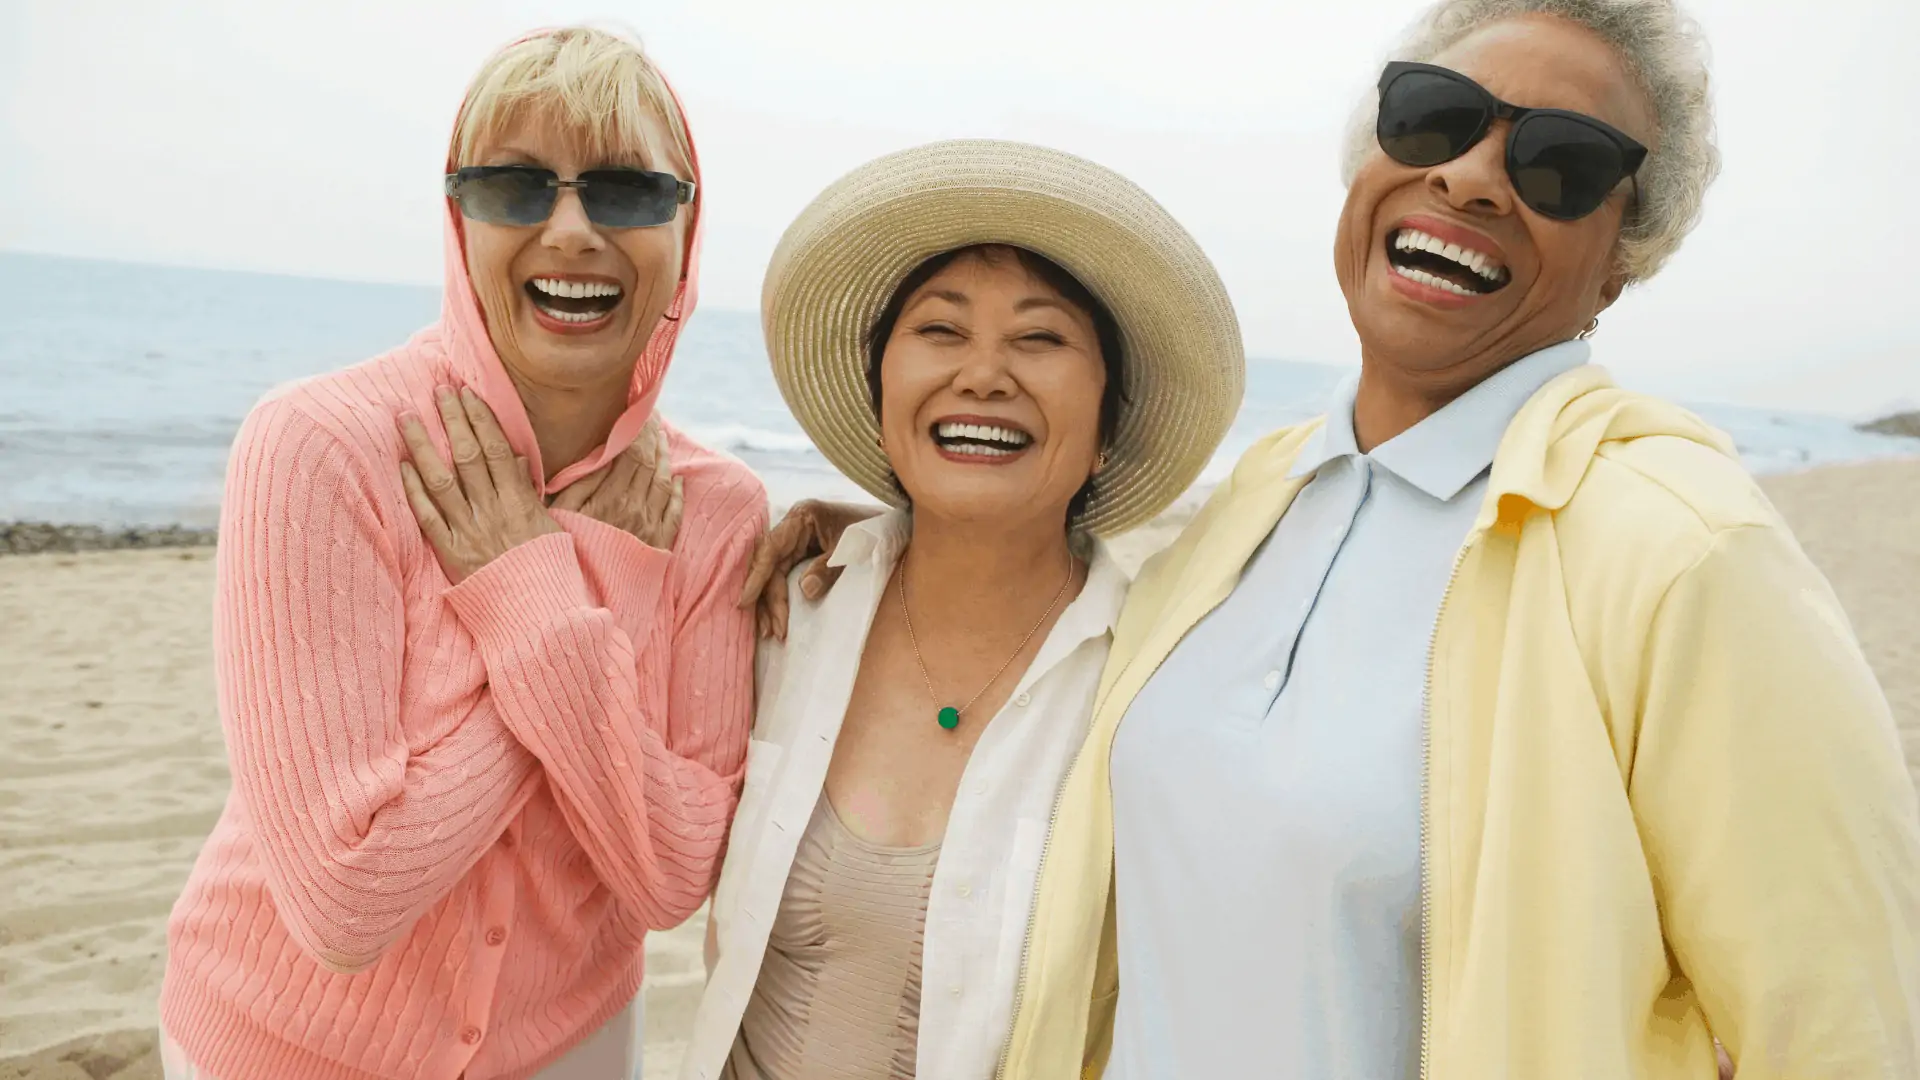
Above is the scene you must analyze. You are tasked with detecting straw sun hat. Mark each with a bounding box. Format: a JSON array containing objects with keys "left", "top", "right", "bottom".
[{"left": 762, "top": 139, "right": 1245, "bottom": 536}]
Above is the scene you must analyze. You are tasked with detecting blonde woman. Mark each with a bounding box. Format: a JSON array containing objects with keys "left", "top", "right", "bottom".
[
  {"left": 680, "top": 142, "right": 1243, "bottom": 1080},
  {"left": 158, "top": 28, "right": 765, "bottom": 1080}
]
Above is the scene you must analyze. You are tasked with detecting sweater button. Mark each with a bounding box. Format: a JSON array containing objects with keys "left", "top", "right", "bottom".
[
  {"left": 462, "top": 1025, "right": 483, "bottom": 1045},
  {"left": 486, "top": 927, "right": 507, "bottom": 946}
]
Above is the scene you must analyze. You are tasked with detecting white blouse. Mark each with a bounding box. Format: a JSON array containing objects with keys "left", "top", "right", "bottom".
[{"left": 678, "top": 511, "right": 1128, "bottom": 1080}]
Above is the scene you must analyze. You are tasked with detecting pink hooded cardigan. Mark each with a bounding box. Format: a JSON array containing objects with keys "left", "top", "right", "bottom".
[{"left": 157, "top": 61, "right": 766, "bottom": 1080}]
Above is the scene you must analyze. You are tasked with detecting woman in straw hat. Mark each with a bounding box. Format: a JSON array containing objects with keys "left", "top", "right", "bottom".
[
  {"left": 681, "top": 140, "right": 1242, "bottom": 1080},
  {"left": 158, "top": 28, "right": 766, "bottom": 1080}
]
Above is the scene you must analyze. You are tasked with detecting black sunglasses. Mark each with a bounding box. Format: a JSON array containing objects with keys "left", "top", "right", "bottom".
[
  {"left": 1375, "top": 61, "right": 1646, "bottom": 221},
  {"left": 444, "top": 165, "right": 695, "bottom": 229}
]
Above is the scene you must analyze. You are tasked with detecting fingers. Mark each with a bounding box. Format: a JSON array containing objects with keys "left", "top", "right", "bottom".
[
  {"left": 776, "top": 503, "right": 828, "bottom": 579},
  {"left": 737, "top": 509, "right": 808, "bottom": 607},
  {"left": 808, "top": 500, "right": 867, "bottom": 566},
  {"left": 400, "top": 461, "right": 458, "bottom": 557},
  {"left": 659, "top": 474, "right": 684, "bottom": 549},
  {"left": 435, "top": 386, "right": 495, "bottom": 509},
  {"left": 593, "top": 439, "right": 645, "bottom": 516},
  {"left": 800, "top": 555, "right": 844, "bottom": 603},
  {"left": 550, "top": 464, "right": 609, "bottom": 513},
  {"left": 738, "top": 528, "right": 781, "bottom": 608},
  {"left": 764, "top": 565, "right": 790, "bottom": 642},
  {"left": 398, "top": 411, "right": 470, "bottom": 524},
  {"left": 460, "top": 388, "right": 527, "bottom": 503},
  {"left": 645, "top": 425, "right": 674, "bottom": 524}
]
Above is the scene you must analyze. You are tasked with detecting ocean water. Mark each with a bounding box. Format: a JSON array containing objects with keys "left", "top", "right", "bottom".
[{"left": 2, "top": 251, "right": 1914, "bottom": 527}]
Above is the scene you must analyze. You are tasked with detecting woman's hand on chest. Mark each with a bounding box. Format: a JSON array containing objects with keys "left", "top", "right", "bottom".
[
  {"left": 399, "top": 387, "right": 560, "bottom": 584},
  {"left": 549, "top": 417, "right": 684, "bottom": 552}
]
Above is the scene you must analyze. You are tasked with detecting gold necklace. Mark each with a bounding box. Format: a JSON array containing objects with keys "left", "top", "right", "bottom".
[{"left": 899, "top": 545, "right": 1075, "bottom": 731}]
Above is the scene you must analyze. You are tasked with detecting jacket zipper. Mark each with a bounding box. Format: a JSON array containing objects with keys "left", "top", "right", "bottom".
[{"left": 1420, "top": 541, "right": 1471, "bottom": 1080}]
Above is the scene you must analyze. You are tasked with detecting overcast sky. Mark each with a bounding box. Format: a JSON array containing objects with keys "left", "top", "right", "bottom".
[{"left": 2, "top": 0, "right": 1915, "bottom": 414}]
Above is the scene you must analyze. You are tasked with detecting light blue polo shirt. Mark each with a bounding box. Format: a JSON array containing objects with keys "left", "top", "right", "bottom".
[{"left": 1105, "top": 341, "right": 1590, "bottom": 1079}]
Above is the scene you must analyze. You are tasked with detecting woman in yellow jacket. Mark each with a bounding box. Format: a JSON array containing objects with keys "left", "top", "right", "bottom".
[
  {"left": 990, "top": 2, "right": 1920, "bottom": 1078},
  {"left": 747, "top": 1, "right": 1920, "bottom": 1076}
]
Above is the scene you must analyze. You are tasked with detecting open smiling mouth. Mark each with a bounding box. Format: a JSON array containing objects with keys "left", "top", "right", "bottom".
[
  {"left": 1386, "top": 228, "right": 1510, "bottom": 298},
  {"left": 931, "top": 420, "right": 1034, "bottom": 460},
  {"left": 525, "top": 277, "right": 624, "bottom": 326}
]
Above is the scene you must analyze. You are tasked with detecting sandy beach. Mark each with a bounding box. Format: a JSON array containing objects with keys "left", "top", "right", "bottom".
[{"left": 3, "top": 461, "right": 1916, "bottom": 1079}]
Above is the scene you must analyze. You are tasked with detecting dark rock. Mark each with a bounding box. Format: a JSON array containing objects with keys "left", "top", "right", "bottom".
[
  {"left": 0, "top": 522, "right": 218, "bottom": 557},
  {"left": 1859, "top": 411, "right": 1920, "bottom": 440}
]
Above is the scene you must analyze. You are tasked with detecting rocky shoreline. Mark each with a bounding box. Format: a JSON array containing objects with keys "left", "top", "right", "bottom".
[
  {"left": 1, "top": 522, "right": 219, "bottom": 557},
  {"left": 1861, "top": 411, "right": 1920, "bottom": 440}
]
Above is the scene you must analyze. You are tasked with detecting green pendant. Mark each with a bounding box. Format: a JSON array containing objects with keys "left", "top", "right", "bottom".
[{"left": 937, "top": 706, "right": 961, "bottom": 731}]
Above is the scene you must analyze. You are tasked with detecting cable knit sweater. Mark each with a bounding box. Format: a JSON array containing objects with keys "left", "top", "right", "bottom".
[{"left": 158, "top": 63, "right": 766, "bottom": 1080}]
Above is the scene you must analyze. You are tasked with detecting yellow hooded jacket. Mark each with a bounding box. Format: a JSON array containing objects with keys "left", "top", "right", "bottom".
[{"left": 998, "top": 366, "right": 1920, "bottom": 1079}]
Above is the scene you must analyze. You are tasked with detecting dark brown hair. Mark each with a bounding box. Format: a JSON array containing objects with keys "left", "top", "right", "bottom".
[{"left": 861, "top": 244, "right": 1128, "bottom": 527}]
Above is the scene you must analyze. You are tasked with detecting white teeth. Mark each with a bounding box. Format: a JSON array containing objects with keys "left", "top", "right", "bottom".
[
  {"left": 530, "top": 277, "right": 623, "bottom": 299},
  {"left": 541, "top": 308, "right": 607, "bottom": 323},
  {"left": 934, "top": 421, "right": 1032, "bottom": 448},
  {"left": 1391, "top": 262, "right": 1479, "bottom": 298},
  {"left": 1390, "top": 228, "right": 1507, "bottom": 283},
  {"left": 945, "top": 443, "right": 1017, "bottom": 457}
]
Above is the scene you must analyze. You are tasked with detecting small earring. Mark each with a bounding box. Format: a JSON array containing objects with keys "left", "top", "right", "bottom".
[
  {"left": 1577, "top": 316, "right": 1600, "bottom": 341},
  {"left": 1094, "top": 451, "right": 1110, "bottom": 473}
]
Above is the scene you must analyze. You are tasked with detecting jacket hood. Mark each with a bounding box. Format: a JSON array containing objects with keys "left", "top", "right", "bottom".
[
  {"left": 1475, "top": 363, "right": 1738, "bottom": 532},
  {"left": 434, "top": 34, "right": 703, "bottom": 496}
]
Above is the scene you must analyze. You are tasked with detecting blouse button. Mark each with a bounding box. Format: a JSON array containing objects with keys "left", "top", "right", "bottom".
[
  {"left": 461, "top": 1025, "right": 483, "bottom": 1045},
  {"left": 957, "top": 884, "right": 972, "bottom": 898},
  {"left": 1014, "top": 692, "right": 1032, "bottom": 707},
  {"left": 1263, "top": 670, "right": 1282, "bottom": 692},
  {"left": 485, "top": 927, "right": 507, "bottom": 946}
]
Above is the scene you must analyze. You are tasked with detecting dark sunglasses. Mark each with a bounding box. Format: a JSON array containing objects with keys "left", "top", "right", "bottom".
[
  {"left": 1375, "top": 61, "right": 1646, "bottom": 221},
  {"left": 444, "top": 165, "right": 695, "bottom": 229}
]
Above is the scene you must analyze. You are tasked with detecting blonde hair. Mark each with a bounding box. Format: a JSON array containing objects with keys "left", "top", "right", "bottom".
[
  {"left": 451, "top": 26, "right": 693, "bottom": 173},
  {"left": 1341, "top": 0, "right": 1719, "bottom": 284}
]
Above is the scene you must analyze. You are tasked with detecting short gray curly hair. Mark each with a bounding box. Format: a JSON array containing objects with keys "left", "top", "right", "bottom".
[{"left": 1341, "top": 0, "right": 1720, "bottom": 283}]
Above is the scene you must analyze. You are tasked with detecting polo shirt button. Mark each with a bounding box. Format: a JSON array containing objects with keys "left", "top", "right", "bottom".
[
  {"left": 1263, "top": 670, "right": 1281, "bottom": 691},
  {"left": 462, "top": 1025, "right": 483, "bottom": 1044},
  {"left": 486, "top": 927, "right": 506, "bottom": 946}
]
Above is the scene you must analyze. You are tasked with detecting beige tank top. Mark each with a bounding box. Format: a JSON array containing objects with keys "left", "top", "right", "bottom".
[{"left": 723, "top": 793, "right": 941, "bottom": 1080}]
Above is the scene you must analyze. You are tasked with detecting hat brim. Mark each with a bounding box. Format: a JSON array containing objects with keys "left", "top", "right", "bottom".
[{"left": 762, "top": 140, "right": 1244, "bottom": 536}]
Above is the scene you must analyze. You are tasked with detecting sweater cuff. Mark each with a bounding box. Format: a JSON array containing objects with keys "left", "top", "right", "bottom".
[
  {"left": 551, "top": 509, "right": 674, "bottom": 610},
  {"left": 443, "top": 531, "right": 594, "bottom": 656}
]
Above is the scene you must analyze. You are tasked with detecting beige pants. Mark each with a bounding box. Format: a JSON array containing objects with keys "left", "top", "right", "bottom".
[{"left": 159, "top": 997, "right": 644, "bottom": 1080}]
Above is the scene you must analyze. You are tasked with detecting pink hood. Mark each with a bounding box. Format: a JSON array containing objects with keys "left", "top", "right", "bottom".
[{"left": 433, "top": 41, "right": 703, "bottom": 496}]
